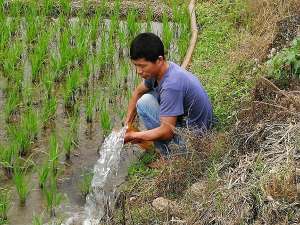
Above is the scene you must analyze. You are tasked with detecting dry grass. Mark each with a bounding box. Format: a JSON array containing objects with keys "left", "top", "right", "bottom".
[{"left": 231, "top": 0, "right": 300, "bottom": 63}]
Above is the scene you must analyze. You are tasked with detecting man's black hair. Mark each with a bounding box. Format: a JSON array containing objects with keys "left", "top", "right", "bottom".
[{"left": 130, "top": 33, "right": 165, "bottom": 62}]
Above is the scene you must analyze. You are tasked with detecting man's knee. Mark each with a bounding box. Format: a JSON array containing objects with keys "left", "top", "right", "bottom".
[{"left": 136, "top": 93, "right": 156, "bottom": 113}]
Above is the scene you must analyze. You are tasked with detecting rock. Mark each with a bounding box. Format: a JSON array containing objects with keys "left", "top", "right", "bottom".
[
  {"left": 152, "top": 197, "right": 180, "bottom": 214},
  {"left": 189, "top": 181, "right": 206, "bottom": 196}
]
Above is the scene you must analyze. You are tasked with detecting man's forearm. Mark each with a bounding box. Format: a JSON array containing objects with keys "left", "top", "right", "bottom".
[{"left": 137, "top": 125, "right": 174, "bottom": 142}]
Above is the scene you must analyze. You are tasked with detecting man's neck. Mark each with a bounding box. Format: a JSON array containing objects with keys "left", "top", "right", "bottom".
[{"left": 157, "top": 61, "right": 169, "bottom": 82}]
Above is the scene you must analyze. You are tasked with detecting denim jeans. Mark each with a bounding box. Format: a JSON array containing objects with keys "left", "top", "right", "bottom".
[{"left": 136, "top": 91, "right": 186, "bottom": 156}]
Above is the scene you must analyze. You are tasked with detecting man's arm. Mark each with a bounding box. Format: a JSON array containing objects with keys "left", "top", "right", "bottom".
[
  {"left": 125, "top": 81, "right": 150, "bottom": 125},
  {"left": 124, "top": 116, "right": 177, "bottom": 143}
]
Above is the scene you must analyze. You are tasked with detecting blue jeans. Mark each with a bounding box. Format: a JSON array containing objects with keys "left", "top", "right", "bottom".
[{"left": 136, "top": 91, "right": 186, "bottom": 156}]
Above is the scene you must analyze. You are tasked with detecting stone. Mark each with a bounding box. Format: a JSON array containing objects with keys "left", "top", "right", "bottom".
[{"left": 152, "top": 197, "right": 180, "bottom": 214}]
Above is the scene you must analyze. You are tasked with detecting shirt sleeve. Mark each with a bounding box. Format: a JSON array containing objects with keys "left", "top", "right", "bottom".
[{"left": 160, "top": 88, "right": 184, "bottom": 117}]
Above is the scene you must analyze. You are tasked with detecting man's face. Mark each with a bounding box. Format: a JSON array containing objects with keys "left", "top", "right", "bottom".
[{"left": 131, "top": 58, "right": 161, "bottom": 79}]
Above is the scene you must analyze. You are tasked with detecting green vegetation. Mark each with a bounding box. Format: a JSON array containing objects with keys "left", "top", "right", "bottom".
[
  {"left": 37, "top": 161, "right": 50, "bottom": 189},
  {"left": 192, "top": 0, "right": 253, "bottom": 127},
  {"left": 78, "top": 169, "right": 93, "bottom": 197},
  {"left": 0, "top": 189, "right": 10, "bottom": 223},
  {"left": 12, "top": 164, "right": 30, "bottom": 206},
  {"left": 48, "top": 133, "right": 60, "bottom": 176},
  {"left": 268, "top": 37, "right": 300, "bottom": 82}
]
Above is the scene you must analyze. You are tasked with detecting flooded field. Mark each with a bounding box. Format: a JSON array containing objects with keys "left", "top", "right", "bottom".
[{"left": 0, "top": 1, "right": 190, "bottom": 224}]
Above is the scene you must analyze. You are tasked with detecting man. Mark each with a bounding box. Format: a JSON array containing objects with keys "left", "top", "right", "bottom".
[{"left": 124, "top": 33, "right": 213, "bottom": 156}]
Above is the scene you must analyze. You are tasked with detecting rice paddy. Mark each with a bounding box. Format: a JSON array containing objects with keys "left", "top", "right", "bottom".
[{"left": 0, "top": 0, "right": 190, "bottom": 224}]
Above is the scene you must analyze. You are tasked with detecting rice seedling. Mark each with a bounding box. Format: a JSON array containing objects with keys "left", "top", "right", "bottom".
[
  {"left": 37, "top": 161, "right": 50, "bottom": 189},
  {"left": 43, "top": 0, "right": 56, "bottom": 16},
  {"left": 59, "top": 26, "right": 74, "bottom": 73},
  {"left": 0, "top": 142, "right": 18, "bottom": 178},
  {"left": 100, "top": 102, "right": 112, "bottom": 137},
  {"left": 41, "top": 71, "right": 55, "bottom": 99},
  {"left": 81, "top": 62, "right": 90, "bottom": 88},
  {"left": 162, "top": 12, "right": 173, "bottom": 53},
  {"left": 30, "top": 32, "right": 51, "bottom": 83},
  {"left": 127, "top": 9, "right": 140, "bottom": 38},
  {"left": 63, "top": 68, "right": 80, "bottom": 110},
  {"left": 69, "top": 112, "right": 80, "bottom": 146},
  {"left": 62, "top": 130, "right": 73, "bottom": 161},
  {"left": 25, "top": 15, "right": 46, "bottom": 45},
  {"left": 59, "top": 0, "right": 71, "bottom": 16},
  {"left": 145, "top": 4, "right": 153, "bottom": 32},
  {"left": 0, "top": 19, "right": 11, "bottom": 55},
  {"left": 0, "top": 188, "right": 10, "bottom": 222},
  {"left": 41, "top": 96, "right": 57, "bottom": 127},
  {"left": 32, "top": 214, "right": 44, "bottom": 225},
  {"left": 2, "top": 39, "right": 23, "bottom": 79},
  {"left": 3, "top": 86, "right": 20, "bottom": 122},
  {"left": 85, "top": 92, "right": 96, "bottom": 123},
  {"left": 12, "top": 164, "right": 30, "bottom": 206},
  {"left": 22, "top": 108, "right": 39, "bottom": 141},
  {"left": 118, "top": 26, "right": 127, "bottom": 56},
  {"left": 42, "top": 174, "right": 63, "bottom": 217},
  {"left": 48, "top": 133, "right": 60, "bottom": 176},
  {"left": 72, "top": 20, "right": 89, "bottom": 65},
  {"left": 78, "top": 169, "right": 93, "bottom": 197},
  {"left": 7, "top": 124, "right": 31, "bottom": 156}
]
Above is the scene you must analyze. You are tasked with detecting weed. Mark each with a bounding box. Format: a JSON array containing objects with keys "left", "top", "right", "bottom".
[
  {"left": 12, "top": 164, "right": 30, "bottom": 206},
  {"left": 78, "top": 169, "right": 93, "bottom": 197},
  {"left": 268, "top": 37, "right": 300, "bottom": 82},
  {"left": 0, "top": 188, "right": 10, "bottom": 222},
  {"left": 128, "top": 151, "right": 157, "bottom": 177}
]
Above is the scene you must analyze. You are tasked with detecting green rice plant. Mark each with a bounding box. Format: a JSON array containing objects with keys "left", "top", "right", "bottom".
[
  {"left": 0, "top": 142, "right": 18, "bottom": 178},
  {"left": 41, "top": 96, "right": 57, "bottom": 127},
  {"left": 72, "top": 20, "right": 89, "bottom": 65},
  {"left": 12, "top": 164, "right": 30, "bottom": 206},
  {"left": 63, "top": 68, "right": 80, "bottom": 110},
  {"left": 41, "top": 71, "right": 55, "bottom": 99},
  {"left": 69, "top": 112, "right": 80, "bottom": 146},
  {"left": 127, "top": 9, "right": 140, "bottom": 38},
  {"left": 162, "top": 12, "right": 173, "bottom": 53},
  {"left": 37, "top": 161, "right": 50, "bottom": 189},
  {"left": 7, "top": 124, "right": 31, "bottom": 156},
  {"left": 30, "top": 32, "right": 51, "bottom": 83},
  {"left": 22, "top": 108, "right": 39, "bottom": 141},
  {"left": 0, "top": 19, "right": 11, "bottom": 55},
  {"left": 59, "top": 0, "right": 71, "bottom": 16},
  {"left": 8, "top": 1, "right": 22, "bottom": 17},
  {"left": 85, "top": 92, "right": 96, "bottom": 123},
  {"left": 3, "top": 86, "right": 20, "bottom": 122},
  {"left": 78, "top": 169, "right": 93, "bottom": 197},
  {"left": 42, "top": 175, "right": 63, "bottom": 217},
  {"left": 43, "top": 0, "right": 56, "bottom": 16},
  {"left": 118, "top": 26, "right": 127, "bottom": 56},
  {"left": 145, "top": 5, "right": 153, "bottom": 32},
  {"left": 109, "top": 14, "right": 119, "bottom": 38},
  {"left": 62, "top": 130, "right": 73, "bottom": 160},
  {"left": 48, "top": 133, "right": 60, "bottom": 176},
  {"left": 26, "top": 15, "right": 46, "bottom": 45},
  {"left": 59, "top": 26, "right": 74, "bottom": 73},
  {"left": 0, "top": 188, "right": 10, "bottom": 222},
  {"left": 32, "top": 214, "right": 43, "bottom": 225},
  {"left": 89, "top": 11, "right": 100, "bottom": 47},
  {"left": 100, "top": 102, "right": 112, "bottom": 137},
  {"left": 2, "top": 39, "right": 23, "bottom": 79},
  {"left": 81, "top": 62, "right": 90, "bottom": 88}
]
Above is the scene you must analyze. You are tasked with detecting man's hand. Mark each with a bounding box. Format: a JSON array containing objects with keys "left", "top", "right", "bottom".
[{"left": 124, "top": 130, "right": 143, "bottom": 144}]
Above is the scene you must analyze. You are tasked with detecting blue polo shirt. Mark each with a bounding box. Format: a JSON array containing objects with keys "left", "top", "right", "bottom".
[{"left": 144, "top": 61, "right": 213, "bottom": 130}]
